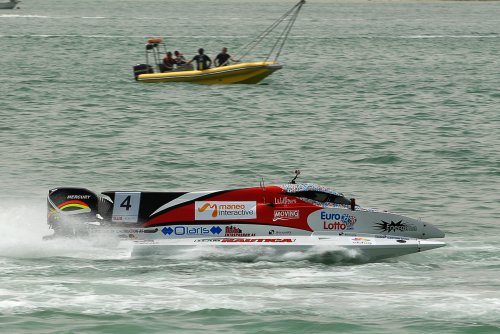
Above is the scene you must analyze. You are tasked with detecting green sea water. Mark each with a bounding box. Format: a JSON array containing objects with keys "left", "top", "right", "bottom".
[{"left": 1, "top": 0, "right": 499, "bottom": 333}]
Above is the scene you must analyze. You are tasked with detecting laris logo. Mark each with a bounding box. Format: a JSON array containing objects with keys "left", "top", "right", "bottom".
[
  {"left": 161, "top": 225, "right": 223, "bottom": 236},
  {"left": 195, "top": 201, "right": 256, "bottom": 220}
]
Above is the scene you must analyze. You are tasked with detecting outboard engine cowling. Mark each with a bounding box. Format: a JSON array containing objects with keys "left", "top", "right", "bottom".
[
  {"left": 133, "top": 64, "right": 153, "bottom": 80},
  {"left": 47, "top": 188, "right": 99, "bottom": 237}
]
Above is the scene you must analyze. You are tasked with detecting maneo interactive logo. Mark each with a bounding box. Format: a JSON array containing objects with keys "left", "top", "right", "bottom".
[{"left": 195, "top": 201, "right": 256, "bottom": 220}]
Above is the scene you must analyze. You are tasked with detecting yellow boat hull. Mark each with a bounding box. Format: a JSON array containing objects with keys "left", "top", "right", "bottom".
[{"left": 137, "top": 61, "right": 282, "bottom": 84}]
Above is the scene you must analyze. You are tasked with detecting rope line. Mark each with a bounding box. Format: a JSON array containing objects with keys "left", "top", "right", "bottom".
[{"left": 234, "top": 0, "right": 305, "bottom": 63}]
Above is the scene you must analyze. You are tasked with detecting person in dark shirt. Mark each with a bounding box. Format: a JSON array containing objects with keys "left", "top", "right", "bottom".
[
  {"left": 162, "top": 52, "right": 176, "bottom": 71},
  {"left": 187, "top": 48, "right": 212, "bottom": 71},
  {"left": 214, "top": 47, "right": 237, "bottom": 67},
  {"left": 174, "top": 51, "right": 186, "bottom": 65}
]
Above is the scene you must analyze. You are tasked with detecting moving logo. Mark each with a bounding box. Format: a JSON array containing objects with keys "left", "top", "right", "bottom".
[
  {"left": 273, "top": 210, "right": 299, "bottom": 221},
  {"left": 195, "top": 201, "right": 256, "bottom": 220}
]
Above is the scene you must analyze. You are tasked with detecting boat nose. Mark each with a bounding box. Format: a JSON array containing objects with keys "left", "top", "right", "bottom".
[
  {"left": 423, "top": 221, "right": 445, "bottom": 239},
  {"left": 419, "top": 239, "right": 446, "bottom": 251}
]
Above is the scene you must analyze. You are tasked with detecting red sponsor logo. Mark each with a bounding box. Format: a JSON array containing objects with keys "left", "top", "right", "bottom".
[
  {"left": 273, "top": 210, "right": 300, "bottom": 221},
  {"left": 274, "top": 197, "right": 297, "bottom": 205},
  {"left": 225, "top": 225, "right": 256, "bottom": 237},
  {"left": 221, "top": 238, "right": 295, "bottom": 243},
  {"left": 323, "top": 221, "right": 347, "bottom": 230}
]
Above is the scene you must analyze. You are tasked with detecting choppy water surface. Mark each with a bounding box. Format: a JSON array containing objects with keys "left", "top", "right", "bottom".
[{"left": 1, "top": 0, "right": 499, "bottom": 333}]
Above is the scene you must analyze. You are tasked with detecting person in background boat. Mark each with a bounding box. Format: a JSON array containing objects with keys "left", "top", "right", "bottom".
[
  {"left": 214, "top": 47, "right": 237, "bottom": 67},
  {"left": 187, "top": 48, "right": 212, "bottom": 71},
  {"left": 162, "top": 52, "right": 176, "bottom": 71},
  {"left": 174, "top": 51, "right": 187, "bottom": 65}
]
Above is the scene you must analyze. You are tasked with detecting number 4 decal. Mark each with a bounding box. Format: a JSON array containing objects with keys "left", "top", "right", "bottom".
[
  {"left": 112, "top": 192, "right": 141, "bottom": 223},
  {"left": 120, "top": 196, "right": 132, "bottom": 210}
]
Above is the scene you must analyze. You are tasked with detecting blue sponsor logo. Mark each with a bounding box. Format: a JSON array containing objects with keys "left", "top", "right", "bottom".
[
  {"left": 162, "top": 227, "right": 174, "bottom": 235},
  {"left": 320, "top": 212, "right": 357, "bottom": 224},
  {"left": 161, "top": 226, "right": 222, "bottom": 236},
  {"left": 211, "top": 226, "right": 222, "bottom": 235}
]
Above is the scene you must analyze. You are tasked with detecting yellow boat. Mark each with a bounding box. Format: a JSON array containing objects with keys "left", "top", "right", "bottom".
[
  {"left": 132, "top": 0, "right": 305, "bottom": 85},
  {"left": 136, "top": 61, "right": 282, "bottom": 84}
]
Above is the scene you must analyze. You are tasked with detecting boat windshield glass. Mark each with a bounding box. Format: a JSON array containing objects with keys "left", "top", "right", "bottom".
[
  {"left": 329, "top": 195, "right": 351, "bottom": 206},
  {"left": 294, "top": 191, "right": 351, "bottom": 205}
]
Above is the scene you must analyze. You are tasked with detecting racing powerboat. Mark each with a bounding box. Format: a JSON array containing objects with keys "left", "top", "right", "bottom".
[{"left": 45, "top": 172, "right": 445, "bottom": 260}]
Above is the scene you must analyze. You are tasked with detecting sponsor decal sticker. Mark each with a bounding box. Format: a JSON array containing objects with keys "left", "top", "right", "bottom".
[
  {"left": 118, "top": 234, "right": 137, "bottom": 239},
  {"left": 273, "top": 210, "right": 300, "bottom": 221},
  {"left": 274, "top": 197, "right": 297, "bottom": 205},
  {"left": 115, "top": 229, "right": 146, "bottom": 234},
  {"left": 111, "top": 228, "right": 157, "bottom": 234},
  {"left": 221, "top": 238, "right": 295, "bottom": 243},
  {"left": 133, "top": 240, "right": 158, "bottom": 245},
  {"left": 112, "top": 192, "right": 141, "bottom": 223},
  {"left": 67, "top": 195, "right": 92, "bottom": 200},
  {"left": 195, "top": 201, "right": 256, "bottom": 220},
  {"left": 194, "top": 238, "right": 223, "bottom": 243},
  {"left": 321, "top": 211, "right": 357, "bottom": 230},
  {"left": 269, "top": 229, "right": 293, "bottom": 236},
  {"left": 375, "top": 220, "right": 417, "bottom": 233},
  {"left": 161, "top": 225, "right": 223, "bottom": 236},
  {"left": 57, "top": 200, "right": 90, "bottom": 211},
  {"left": 351, "top": 237, "right": 373, "bottom": 245},
  {"left": 225, "top": 226, "right": 256, "bottom": 237}
]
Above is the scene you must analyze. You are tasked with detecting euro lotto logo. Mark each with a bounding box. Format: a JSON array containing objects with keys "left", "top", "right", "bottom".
[
  {"left": 195, "top": 201, "right": 257, "bottom": 220},
  {"left": 320, "top": 211, "right": 357, "bottom": 230}
]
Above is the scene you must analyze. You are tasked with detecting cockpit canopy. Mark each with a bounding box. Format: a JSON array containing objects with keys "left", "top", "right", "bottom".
[
  {"left": 292, "top": 190, "right": 351, "bottom": 205},
  {"left": 281, "top": 183, "right": 352, "bottom": 206}
]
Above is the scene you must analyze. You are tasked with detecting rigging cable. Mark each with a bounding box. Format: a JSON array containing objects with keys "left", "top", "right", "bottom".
[
  {"left": 266, "top": 0, "right": 305, "bottom": 62},
  {"left": 234, "top": 0, "right": 305, "bottom": 63}
]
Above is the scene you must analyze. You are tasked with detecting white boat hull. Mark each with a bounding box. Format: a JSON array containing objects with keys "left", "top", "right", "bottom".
[{"left": 120, "top": 235, "right": 445, "bottom": 260}]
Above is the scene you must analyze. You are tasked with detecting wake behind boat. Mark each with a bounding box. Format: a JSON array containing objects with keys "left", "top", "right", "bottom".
[
  {"left": 45, "top": 171, "right": 445, "bottom": 261},
  {"left": 132, "top": 0, "right": 305, "bottom": 84}
]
